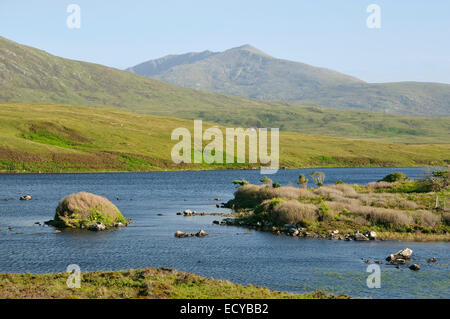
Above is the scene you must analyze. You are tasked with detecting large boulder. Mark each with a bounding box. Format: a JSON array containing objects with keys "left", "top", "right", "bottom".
[{"left": 46, "top": 192, "right": 128, "bottom": 229}]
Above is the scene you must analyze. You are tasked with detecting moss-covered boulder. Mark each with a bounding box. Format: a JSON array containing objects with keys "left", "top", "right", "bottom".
[{"left": 47, "top": 192, "right": 128, "bottom": 229}]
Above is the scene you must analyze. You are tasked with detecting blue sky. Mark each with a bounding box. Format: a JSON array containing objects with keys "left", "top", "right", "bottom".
[{"left": 1, "top": 0, "right": 449, "bottom": 83}]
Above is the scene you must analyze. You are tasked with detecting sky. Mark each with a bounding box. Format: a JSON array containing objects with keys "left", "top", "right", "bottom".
[{"left": 1, "top": 0, "right": 449, "bottom": 84}]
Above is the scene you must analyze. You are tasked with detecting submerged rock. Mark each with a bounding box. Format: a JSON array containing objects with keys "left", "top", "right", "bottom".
[
  {"left": 409, "top": 264, "right": 420, "bottom": 271},
  {"left": 45, "top": 192, "right": 128, "bottom": 230}
]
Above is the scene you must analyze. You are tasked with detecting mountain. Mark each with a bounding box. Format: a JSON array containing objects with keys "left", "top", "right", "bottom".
[
  {"left": 127, "top": 45, "right": 450, "bottom": 117},
  {"left": 1, "top": 36, "right": 449, "bottom": 144},
  {"left": 1, "top": 102, "right": 448, "bottom": 173}
]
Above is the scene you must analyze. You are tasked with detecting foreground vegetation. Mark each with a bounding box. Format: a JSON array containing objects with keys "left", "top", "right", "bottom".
[
  {"left": 0, "top": 103, "right": 449, "bottom": 173},
  {"left": 226, "top": 172, "right": 450, "bottom": 241},
  {"left": 0, "top": 267, "right": 347, "bottom": 299},
  {"left": 1, "top": 36, "right": 449, "bottom": 144}
]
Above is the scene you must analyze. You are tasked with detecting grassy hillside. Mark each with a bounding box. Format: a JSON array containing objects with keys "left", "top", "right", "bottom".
[
  {"left": 0, "top": 103, "right": 448, "bottom": 173},
  {"left": 1, "top": 36, "right": 449, "bottom": 144},
  {"left": 0, "top": 267, "right": 345, "bottom": 299},
  {"left": 127, "top": 44, "right": 450, "bottom": 117}
]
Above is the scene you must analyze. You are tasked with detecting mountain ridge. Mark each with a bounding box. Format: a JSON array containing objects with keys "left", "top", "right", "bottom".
[{"left": 126, "top": 45, "right": 450, "bottom": 116}]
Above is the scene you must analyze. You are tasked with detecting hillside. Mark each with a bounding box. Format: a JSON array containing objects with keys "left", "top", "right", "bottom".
[
  {"left": 0, "top": 103, "right": 448, "bottom": 173},
  {"left": 0, "top": 36, "right": 449, "bottom": 144},
  {"left": 127, "top": 45, "right": 450, "bottom": 117}
]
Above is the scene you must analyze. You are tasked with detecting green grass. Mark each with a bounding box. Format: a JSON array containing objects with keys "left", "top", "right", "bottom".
[
  {"left": 0, "top": 103, "right": 449, "bottom": 173},
  {"left": 0, "top": 267, "right": 347, "bottom": 299},
  {"left": 1, "top": 36, "right": 449, "bottom": 144}
]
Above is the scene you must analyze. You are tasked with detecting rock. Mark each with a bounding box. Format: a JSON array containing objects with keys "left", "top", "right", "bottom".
[
  {"left": 332, "top": 230, "right": 339, "bottom": 235},
  {"left": 390, "top": 258, "right": 406, "bottom": 265},
  {"left": 176, "top": 212, "right": 182, "bottom": 215},
  {"left": 427, "top": 257, "right": 437, "bottom": 263},
  {"left": 409, "top": 264, "right": 420, "bottom": 271},
  {"left": 53, "top": 230, "right": 61, "bottom": 234},
  {"left": 34, "top": 222, "right": 41, "bottom": 225},
  {"left": 183, "top": 209, "right": 193, "bottom": 216},
  {"left": 88, "top": 222, "right": 106, "bottom": 231},
  {"left": 175, "top": 231, "right": 187, "bottom": 238},
  {"left": 387, "top": 248, "right": 413, "bottom": 262},
  {"left": 212, "top": 220, "right": 220, "bottom": 225},
  {"left": 157, "top": 213, "right": 165, "bottom": 216},
  {"left": 364, "top": 259, "right": 371, "bottom": 264},
  {"left": 368, "top": 231, "right": 377, "bottom": 240},
  {"left": 353, "top": 231, "right": 369, "bottom": 241},
  {"left": 8, "top": 226, "right": 13, "bottom": 231},
  {"left": 196, "top": 230, "right": 208, "bottom": 237},
  {"left": 375, "top": 261, "right": 384, "bottom": 264},
  {"left": 114, "top": 222, "right": 124, "bottom": 227},
  {"left": 116, "top": 197, "right": 120, "bottom": 200},
  {"left": 47, "top": 192, "right": 128, "bottom": 230},
  {"left": 20, "top": 195, "right": 32, "bottom": 201},
  {"left": 175, "top": 230, "right": 207, "bottom": 238},
  {"left": 214, "top": 198, "right": 222, "bottom": 201}
]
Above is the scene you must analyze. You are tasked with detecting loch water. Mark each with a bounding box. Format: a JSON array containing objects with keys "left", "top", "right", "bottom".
[{"left": 0, "top": 167, "right": 448, "bottom": 298}]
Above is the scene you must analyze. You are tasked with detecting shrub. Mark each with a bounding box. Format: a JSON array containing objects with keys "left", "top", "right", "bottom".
[
  {"left": 411, "top": 210, "right": 442, "bottom": 228},
  {"left": 296, "top": 174, "right": 309, "bottom": 189},
  {"left": 232, "top": 179, "right": 249, "bottom": 187},
  {"left": 443, "top": 212, "right": 450, "bottom": 226},
  {"left": 334, "top": 180, "right": 345, "bottom": 184},
  {"left": 379, "top": 172, "right": 408, "bottom": 183},
  {"left": 269, "top": 200, "right": 318, "bottom": 225},
  {"left": 310, "top": 171, "right": 325, "bottom": 187},
  {"left": 260, "top": 176, "right": 273, "bottom": 185}
]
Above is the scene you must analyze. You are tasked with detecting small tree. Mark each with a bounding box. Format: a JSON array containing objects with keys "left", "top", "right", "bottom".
[
  {"left": 260, "top": 176, "right": 273, "bottom": 186},
  {"left": 296, "top": 174, "right": 309, "bottom": 189},
  {"left": 310, "top": 171, "right": 325, "bottom": 187}
]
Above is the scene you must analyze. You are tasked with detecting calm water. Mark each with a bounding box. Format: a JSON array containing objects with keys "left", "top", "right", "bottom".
[{"left": 0, "top": 167, "right": 448, "bottom": 298}]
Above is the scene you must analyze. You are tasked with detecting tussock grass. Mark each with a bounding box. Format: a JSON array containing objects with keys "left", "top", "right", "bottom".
[
  {"left": 270, "top": 200, "right": 318, "bottom": 225},
  {"left": 51, "top": 192, "right": 127, "bottom": 228}
]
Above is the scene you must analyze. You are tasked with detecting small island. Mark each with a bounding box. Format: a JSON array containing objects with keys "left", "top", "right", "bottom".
[
  {"left": 45, "top": 192, "right": 129, "bottom": 231},
  {"left": 223, "top": 170, "right": 450, "bottom": 241}
]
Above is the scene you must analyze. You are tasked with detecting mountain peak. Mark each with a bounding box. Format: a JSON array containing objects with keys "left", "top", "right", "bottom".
[{"left": 228, "top": 44, "right": 273, "bottom": 58}]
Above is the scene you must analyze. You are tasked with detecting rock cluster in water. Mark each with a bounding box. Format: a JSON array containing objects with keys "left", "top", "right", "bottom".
[{"left": 174, "top": 230, "right": 208, "bottom": 238}]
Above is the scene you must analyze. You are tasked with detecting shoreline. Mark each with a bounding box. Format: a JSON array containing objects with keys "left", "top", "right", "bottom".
[
  {"left": 0, "top": 165, "right": 438, "bottom": 175},
  {"left": 0, "top": 267, "right": 349, "bottom": 299}
]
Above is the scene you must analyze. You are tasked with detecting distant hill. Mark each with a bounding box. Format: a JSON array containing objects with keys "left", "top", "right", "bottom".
[
  {"left": 1, "top": 36, "right": 449, "bottom": 144},
  {"left": 0, "top": 103, "right": 448, "bottom": 173},
  {"left": 127, "top": 45, "right": 450, "bottom": 117}
]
